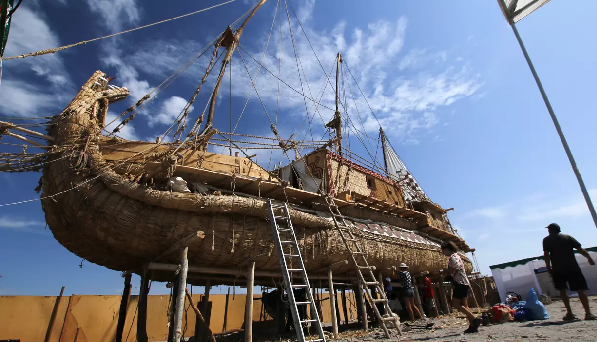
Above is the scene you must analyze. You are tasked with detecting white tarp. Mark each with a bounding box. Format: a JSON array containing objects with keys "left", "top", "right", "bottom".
[{"left": 490, "top": 250, "right": 597, "bottom": 302}]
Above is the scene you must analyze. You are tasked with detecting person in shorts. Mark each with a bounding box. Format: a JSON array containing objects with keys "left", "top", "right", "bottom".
[
  {"left": 441, "top": 242, "right": 480, "bottom": 334},
  {"left": 394, "top": 263, "right": 423, "bottom": 322},
  {"left": 543, "top": 223, "right": 596, "bottom": 321}
]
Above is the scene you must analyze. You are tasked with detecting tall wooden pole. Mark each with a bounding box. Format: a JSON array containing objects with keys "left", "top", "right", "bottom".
[
  {"left": 328, "top": 269, "right": 339, "bottom": 338},
  {"left": 44, "top": 286, "right": 65, "bottom": 342},
  {"left": 115, "top": 273, "right": 132, "bottom": 342},
  {"left": 356, "top": 282, "right": 368, "bottom": 330},
  {"left": 138, "top": 270, "right": 150, "bottom": 342},
  {"left": 341, "top": 288, "right": 349, "bottom": 325},
  {"left": 202, "top": 0, "right": 268, "bottom": 135},
  {"left": 412, "top": 280, "right": 424, "bottom": 318},
  {"left": 173, "top": 247, "right": 189, "bottom": 342},
  {"left": 245, "top": 260, "right": 256, "bottom": 342}
]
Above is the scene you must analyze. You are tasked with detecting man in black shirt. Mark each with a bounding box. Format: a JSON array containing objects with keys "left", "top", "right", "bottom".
[{"left": 543, "top": 223, "right": 596, "bottom": 321}]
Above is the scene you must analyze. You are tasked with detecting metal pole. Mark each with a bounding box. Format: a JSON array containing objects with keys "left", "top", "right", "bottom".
[{"left": 504, "top": 2, "right": 597, "bottom": 229}]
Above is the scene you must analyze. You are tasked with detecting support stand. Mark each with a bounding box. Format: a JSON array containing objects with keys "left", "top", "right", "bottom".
[
  {"left": 138, "top": 270, "right": 150, "bottom": 342},
  {"left": 115, "top": 274, "right": 132, "bottom": 342},
  {"left": 328, "top": 269, "right": 339, "bottom": 338},
  {"left": 173, "top": 247, "right": 189, "bottom": 342},
  {"left": 245, "top": 260, "right": 255, "bottom": 342}
]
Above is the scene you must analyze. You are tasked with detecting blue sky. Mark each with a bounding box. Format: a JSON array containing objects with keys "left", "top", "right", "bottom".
[{"left": 1, "top": 0, "right": 596, "bottom": 296}]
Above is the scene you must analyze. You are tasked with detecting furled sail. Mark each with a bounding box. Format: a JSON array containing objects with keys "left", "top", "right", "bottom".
[{"left": 381, "top": 129, "right": 428, "bottom": 202}]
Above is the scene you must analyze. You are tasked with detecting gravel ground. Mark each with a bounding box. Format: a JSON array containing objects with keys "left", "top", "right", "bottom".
[{"left": 330, "top": 296, "right": 597, "bottom": 342}]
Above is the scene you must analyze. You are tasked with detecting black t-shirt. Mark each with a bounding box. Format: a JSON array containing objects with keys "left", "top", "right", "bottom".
[{"left": 543, "top": 233, "right": 581, "bottom": 272}]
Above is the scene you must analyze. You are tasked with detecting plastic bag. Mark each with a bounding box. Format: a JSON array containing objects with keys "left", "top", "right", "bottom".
[{"left": 523, "top": 288, "right": 549, "bottom": 320}]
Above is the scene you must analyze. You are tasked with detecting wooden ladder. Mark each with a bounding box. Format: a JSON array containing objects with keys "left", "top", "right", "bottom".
[{"left": 326, "top": 198, "right": 402, "bottom": 337}]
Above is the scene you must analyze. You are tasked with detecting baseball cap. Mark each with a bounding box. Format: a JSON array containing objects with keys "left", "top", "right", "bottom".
[
  {"left": 546, "top": 223, "right": 561, "bottom": 231},
  {"left": 399, "top": 263, "right": 408, "bottom": 268}
]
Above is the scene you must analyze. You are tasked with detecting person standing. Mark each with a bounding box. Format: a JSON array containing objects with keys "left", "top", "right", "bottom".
[
  {"left": 394, "top": 263, "right": 423, "bottom": 322},
  {"left": 423, "top": 275, "right": 436, "bottom": 317},
  {"left": 440, "top": 242, "right": 480, "bottom": 334},
  {"left": 543, "top": 223, "right": 596, "bottom": 321}
]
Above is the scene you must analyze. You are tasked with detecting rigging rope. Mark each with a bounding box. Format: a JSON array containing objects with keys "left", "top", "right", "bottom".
[{"left": 1, "top": 0, "right": 238, "bottom": 61}]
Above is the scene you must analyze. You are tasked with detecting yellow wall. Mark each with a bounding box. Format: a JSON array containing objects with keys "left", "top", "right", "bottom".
[{"left": 0, "top": 291, "right": 357, "bottom": 342}]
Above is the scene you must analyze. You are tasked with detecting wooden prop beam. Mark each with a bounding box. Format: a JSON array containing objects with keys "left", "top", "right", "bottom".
[
  {"left": 44, "top": 286, "right": 65, "bottom": 342},
  {"left": 185, "top": 287, "right": 216, "bottom": 342},
  {"left": 137, "top": 270, "right": 150, "bottom": 342},
  {"left": 0, "top": 120, "right": 55, "bottom": 141},
  {"left": 173, "top": 247, "right": 189, "bottom": 342},
  {"left": 328, "top": 268, "right": 339, "bottom": 338},
  {"left": 154, "top": 231, "right": 205, "bottom": 261},
  {"left": 115, "top": 274, "right": 132, "bottom": 342},
  {"left": 245, "top": 260, "right": 256, "bottom": 342}
]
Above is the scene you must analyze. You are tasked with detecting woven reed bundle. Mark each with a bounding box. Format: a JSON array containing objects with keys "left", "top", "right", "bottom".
[{"left": 41, "top": 71, "right": 471, "bottom": 282}]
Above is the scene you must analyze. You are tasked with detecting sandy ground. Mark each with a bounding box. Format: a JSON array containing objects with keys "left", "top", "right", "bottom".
[
  {"left": 215, "top": 297, "right": 597, "bottom": 342},
  {"left": 329, "top": 297, "right": 597, "bottom": 342}
]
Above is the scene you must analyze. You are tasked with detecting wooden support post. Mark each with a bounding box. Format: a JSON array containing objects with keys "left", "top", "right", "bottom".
[
  {"left": 413, "top": 282, "right": 424, "bottom": 318},
  {"left": 431, "top": 286, "right": 440, "bottom": 317},
  {"left": 138, "top": 270, "right": 150, "bottom": 342},
  {"left": 168, "top": 274, "right": 181, "bottom": 342},
  {"left": 328, "top": 268, "right": 339, "bottom": 338},
  {"left": 197, "top": 281, "right": 212, "bottom": 342},
  {"left": 341, "top": 288, "right": 349, "bottom": 325},
  {"left": 223, "top": 287, "right": 231, "bottom": 333},
  {"left": 44, "top": 286, "right": 65, "bottom": 342},
  {"left": 438, "top": 281, "right": 451, "bottom": 314},
  {"left": 185, "top": 287, "right": 216, "bottom": 342},
  {"left": 356, "top": 282, "right": 368, "bottom": 330},
  {"left": 173, "top": 247, "right": 189, "bottom": 342},
  {"left": 245, "top": 260, "right": 255, "bottom": 342},
  {"left": 276, "top": 286, "right": 286, "bottom": 335},
  {"left": 115, "top": 274, "right": 132, "bottom": 342}
]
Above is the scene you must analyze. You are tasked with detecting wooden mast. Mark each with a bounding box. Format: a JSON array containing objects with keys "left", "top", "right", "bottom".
[
  {"left": 326, "top": 52, "right": 343, "bottom": 154},
  {"left": 199, "top": 0, "right": 268, "bottom": 138},
  {"left": 380, "top": 127, "right": 388, "bottom": 173}
]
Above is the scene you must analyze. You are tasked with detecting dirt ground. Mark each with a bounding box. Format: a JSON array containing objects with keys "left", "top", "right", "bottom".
[{"left": 329, "top": 296, "right": 597, "bottom": 342}]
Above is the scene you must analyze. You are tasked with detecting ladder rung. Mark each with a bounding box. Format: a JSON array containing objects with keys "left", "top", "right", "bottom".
[
  {"left": 372, "top": 299, "right": 387, "bottom": 303},
  {"left": 281, "top": 240, "right": 297, "bottom": 244},
  {"left": 309, "top": 339, "right": 325, "bottom": 342},
  {"left": 287, "top": 269, "right": 304, "bottom": 272},
  {"left": 278, "top": 228, "right": 293, "bottom": 232},
  {"left": 365, "top": 282, "right": 378, "bottom": 286},
  {"left": 284, "top": 254, "right": 300, "bottom": 257},
  {"left": 295, "top": 301, "right": 311, "bottom": 305},
  {"left": 291, "top": 284, "right": 308, "bottom": 288},
  {"left": 383, "top": 316, "right": 398, "bottom": 321},
  {"left": 300, "top": 319, "right": 318, "bottom": 323},
  {"left": 357, "top": 265, "right": 372, "bottom": 269},
  {"left": 274, "top": 216, "right": 288, "bottom": 220}
]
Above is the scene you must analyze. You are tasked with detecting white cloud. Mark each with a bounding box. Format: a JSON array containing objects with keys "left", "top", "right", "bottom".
[
  {"left": 102, "top": 47, "right": 152, "bottom": 101},
  {"left": 0, "top": 216, "right": 45, "bottom": 234},
  {"left": 149, "top": 96, "right": 193, "bottom": 127},
  {"left": 0, "top": 79, "right": 58, "bottom": 117},
  {"left": 85, "top": 0, "right": 140, "bottom": 32},
  {"left": 467, "top": 206, "right": 507, "bottom": 220},
  {"left": 398, "top": 48, "right": 448, "bottom": 71},
  {"left": 105, "top": 112, "right": 139, "bottom": 141},
  {"left": 478, "top": 233, "right": 490, "bottom": 241},
  {"left": 518, "top": 189, "right": 597, "bottom": 222},
  {"left": 97, "top": 2, "right": 479, "bottom": 145},
  {"left": 3, "top": 6, "right": 72, "bottom": 87}
]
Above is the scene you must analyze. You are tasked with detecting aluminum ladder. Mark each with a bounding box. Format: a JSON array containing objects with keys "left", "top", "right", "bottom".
[
  {"left": 326, "top": 198, "right": 402, "bottom": 337},
  {"left": 267, "top": 199, "right": 326, "bottom": 342}
]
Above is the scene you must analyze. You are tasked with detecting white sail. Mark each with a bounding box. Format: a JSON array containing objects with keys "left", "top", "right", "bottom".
[{"left": 381, "top": 133, "right": 428, "bottom": 202}]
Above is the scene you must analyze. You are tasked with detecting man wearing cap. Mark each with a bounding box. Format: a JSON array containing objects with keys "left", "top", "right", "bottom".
[{"left": 543, "top": 223, "right": 596, "bottom": 321}]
